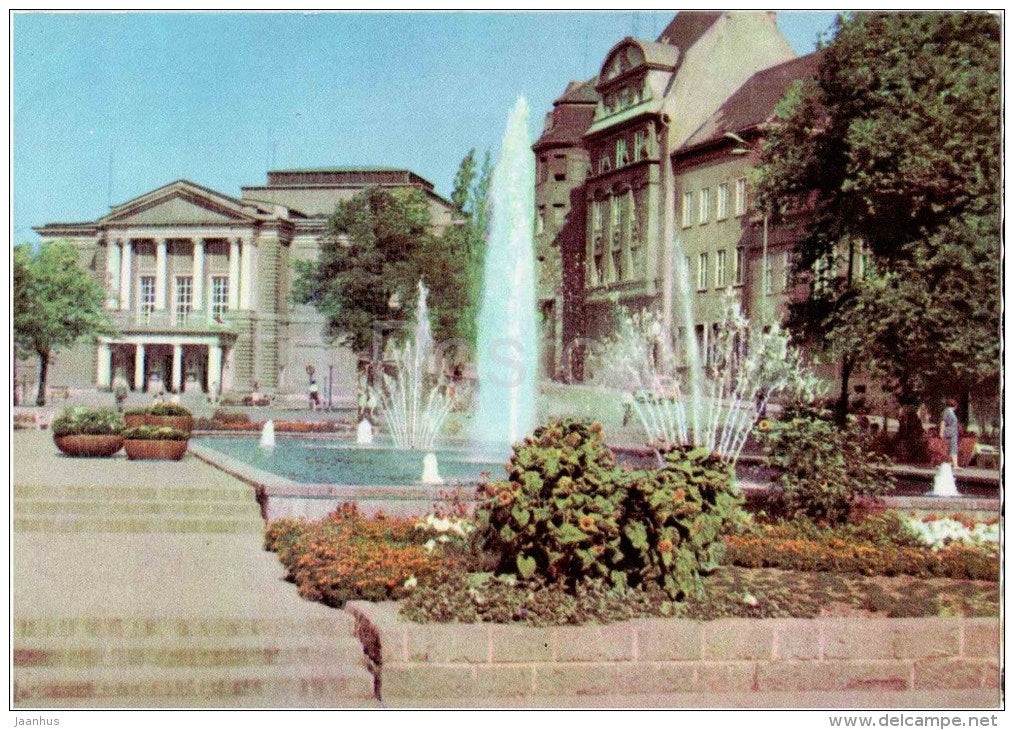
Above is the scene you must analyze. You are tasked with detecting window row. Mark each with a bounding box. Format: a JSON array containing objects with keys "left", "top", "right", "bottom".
[
  {"left": 599, "top": 129, "right": 652, "bottom": 174},
  {"left": 690, "top": 250, "right": 793, "bottom": 293},
  {"left": 682, "top": 178, "right": 747, "bottom": 227},
  {"left": 137, "top": 275, "right": 230, "bottom": 325},
  {"left": 602, "top": 77, "right": 648, "bottom": 116}
]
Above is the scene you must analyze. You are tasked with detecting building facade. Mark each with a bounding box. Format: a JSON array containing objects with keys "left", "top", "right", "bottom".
[
  {"left": 31, "top": 169, "right": 455, "bottom": 400},
  {"left": 534, "top": 11, "right": 817, "bottom": 378}
]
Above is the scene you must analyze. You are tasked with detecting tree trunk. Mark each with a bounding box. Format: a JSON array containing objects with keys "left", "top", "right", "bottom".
[
  {"left": 835, "top": 355, "right": 852, "bottom": 428},
  {"left": 35, "top": 350, "right": 49, "bottom": 407}
]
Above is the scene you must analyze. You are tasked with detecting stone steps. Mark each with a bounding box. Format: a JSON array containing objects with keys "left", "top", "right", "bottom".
[
  {"left": 15, "top": 636, "right": 363, "bottom": 669},
  {"left": 13, "top": 663, "right": 376, "bottom": 706},
  {"left": 14, "top": 615, "right": 355, "bottom": 640},
  {"left": 14, "top": 515, "right": 265, "bottom": 534},
  {"left": 15, "top": 499, "right": 260, "bottom": 518},
  {"left": 14, "top": 483, "right": 256, "bottom": 502}
]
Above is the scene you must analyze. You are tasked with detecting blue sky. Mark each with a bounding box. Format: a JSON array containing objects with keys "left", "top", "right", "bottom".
[{"left": 12, "top": 11, "right": 838, "bottom": 241}]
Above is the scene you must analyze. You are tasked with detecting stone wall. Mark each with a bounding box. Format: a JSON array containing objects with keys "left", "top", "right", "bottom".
[{"left": 347, "top": 602, "right": 1000, "bottom": 705}]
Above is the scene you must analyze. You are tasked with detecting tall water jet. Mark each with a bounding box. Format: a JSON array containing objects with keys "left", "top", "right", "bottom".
[
  {"left": 259, "top": 420, "right": 275, "bottom": 449},
  {"left": 474, "top": 97, "right": 538, "bottom": 447}
]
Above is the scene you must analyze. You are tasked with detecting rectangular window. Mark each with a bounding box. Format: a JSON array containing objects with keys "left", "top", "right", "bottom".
[
  {"left": 782, "top": 251, "right": 792, "bottom": 291},
  {"left": 599, "top": 155, "right": 611, "bottom": 174},
  {"left": 552, "top": 154, "right": 567, "bottom": 181},
  {"left": 699, "top": 188, "right": 711, "bottom": 224},
  {"left": 717, "top": 182, "right": 729, "bottom": 220},
  {"left": 734, "top": 246, "right": 745, "bottom": 285},
  {"left": 139, "top": 276, "right": 156, "bottom": 324},
  {"left": 764, "top": 254, "right": 773, "bottom": 294},
  {"left": 735, "top": 178, "right": 747, "bottom": 216},
  {"left": 592, "top": 201, "right": 603, "bottom": 231},
  {"left": 174, "top": 276, "right": 193, "bottom": 326},
  {"left": 615, "top": 138, "right": 629, "bottom": 167},
  {"left": 211, "top": 276, "right": 229, "bottom": 320},
  {"left": 610, "top": 196, "right": 621, "bottom": 227},
  {"left": 716, "top": 249, "right": 727, "bottom": 287},
  {"left": 698, "top": 252, "right": 709, "bottom": 290},
  {"left": 553, "top": 204, "right": 566, "bottom": 227},
  {"left": 634, "top": 130, "right": 648, "bottom": 160},
  {"left": 682, "top": 191, "right": 695, "bottom": 228},
  {"left": 536, "top": 207, "right": 545, "bottom": 234}
]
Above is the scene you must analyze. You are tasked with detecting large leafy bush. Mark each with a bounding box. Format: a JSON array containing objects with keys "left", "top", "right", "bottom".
[
  {"left": 620, "top": 447, "right": 743, "bottom": 598},
  {"left": 477, "top": 419, "right": 740, "bottom": 600},
  {"left": 757, "top": 413, "right": 893, "bottom": 524},
  {"left": 122, "top": 425, "right": 188, "bottom": 441},
  {"left": 479, "top": 419, "right": 625, "bottom": 587},
  {"left": 51, "top": 407, "right": 124, "bottom": 437}
]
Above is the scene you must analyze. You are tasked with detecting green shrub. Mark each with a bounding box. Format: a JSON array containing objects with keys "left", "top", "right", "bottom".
[
  {"left": 124, "top": 406, "right": 149, "bottom": 416},
  {"left": 476, "top": 419, "right": 739, "bottom": 600},
  {"left": 212, "top": 409, "right": 251, "bottom": 424},
  {"left": 620, "top": 447, "right": 744, "bottom": 598},
  {"left": 122, "top": 425, "right": 188, "bottom": 440},
  {"left": 756, "top": 415, "right": 893, "bottom": 524},
  {"left": 51, "top": 407, "right": 124, "bottom": 437},
  {"left": 147, "top": 403, "right": 192, "bottom": 417},
  {"left": 477, "top": 419, "right": 626, "bottom": 588}
]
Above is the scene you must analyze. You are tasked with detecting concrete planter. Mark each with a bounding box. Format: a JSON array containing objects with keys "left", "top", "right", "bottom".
[
  {"left": 124, "top": 414, "right": 147, "bottom": 428},
  {"left": 346, "top": 602, "right": 1001, "bottom": 707},
  {"left": 124, "top": 439, "right": 188, "bottom": 461},
  {"left": 53, "top": 434, "right": 124, "bottom": 458},
  {"left": 146, "top": 415, "right": 194, "bottom": 433}
]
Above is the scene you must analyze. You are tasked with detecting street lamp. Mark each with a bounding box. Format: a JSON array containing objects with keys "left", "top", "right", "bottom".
[{"left": 724, "top": 131, "right": 770, "bottom": 324}]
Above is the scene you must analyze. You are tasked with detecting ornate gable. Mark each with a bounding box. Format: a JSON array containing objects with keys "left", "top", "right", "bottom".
[{"left": 101, "top": 180, "right": 258, "bottom": 226}]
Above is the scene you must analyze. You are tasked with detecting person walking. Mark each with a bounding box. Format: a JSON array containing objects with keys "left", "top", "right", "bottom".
[
  {"left": 112, "top": 370, "right": 129, "bottom": 413},
  {"left": 308, "top": 379, "right": 320, "bottom": 411},
  {"left": 939, "top": 399, "right": 960, "bottom": 469}
]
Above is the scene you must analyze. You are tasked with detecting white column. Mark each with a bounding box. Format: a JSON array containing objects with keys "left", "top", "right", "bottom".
[
  {"left": 192, "top": 239, "right": 205, "bottom": 311},
  {"left": 134, "top": 344, "right": 146, "bottom": 391},
  {"left": 172, "top": 343, "right": 183, "bottom": 392},
  {"left": 155, "top": 239, "right": 168, "bottom": 310},
  {"left": 239, "top": 239, "right": 253, "bottom": 310},
  {"left": 228, "top": 238, "right": 241, "bottom": 310},
  {"left": 105, "top": 241, "right": 120, "bottom": 308},
  {"left": 119, "top": 240, "right": 132, "bottom": 310},
  {"left": 96, "top": 342, "right": 112, "bottom": 389},
  {"left": 208, "top": 344, "right": 222, "bottom": 398}
]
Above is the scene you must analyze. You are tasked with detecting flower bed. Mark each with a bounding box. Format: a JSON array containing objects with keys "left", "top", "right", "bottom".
[{"left": 193, "top": 417, "right": 351, "bottom": 433}]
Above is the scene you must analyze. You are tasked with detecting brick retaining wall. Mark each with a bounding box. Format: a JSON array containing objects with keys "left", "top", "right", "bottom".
[{"left": 346, "top": 602, "right": 1000, "bottom": 705}]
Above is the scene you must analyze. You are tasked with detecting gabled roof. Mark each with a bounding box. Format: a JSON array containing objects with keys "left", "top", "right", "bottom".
[
  {"left": 100, "top": 179, "right": 270, "bottom": 225},
  {"left": 535, "top": 79, "right": 599, "bottom": 150},
  {"left": 555, "top": 78, "right": 599, "bottom": 106},
  {"left": 678, "top": 51, "right": 822, "bottom": 152},
  {"left": 656, "top": 11, "right": 723, "bottom": 49}
]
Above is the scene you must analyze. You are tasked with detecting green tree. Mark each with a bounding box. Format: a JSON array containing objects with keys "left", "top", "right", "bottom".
[
  {"left": 13, "top": 240, "right": 112, "bottom": 406},
  {"left": 756, "top": 12, "right": 1000, "bottom": 422},
  {"left": 442, "top": 148, "right": 492, "bottom": 349},
  {"left": 293, "top": 186, "right": 465, "bottom": 351}
]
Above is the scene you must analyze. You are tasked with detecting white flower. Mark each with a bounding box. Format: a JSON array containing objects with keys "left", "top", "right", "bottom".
[
  {"left": 423, "top": 539, "right": 436, "bottom": 553},
  {"left": 403, "top": 576, "right": 418, "bottom": 590},
  {"left": 743, "top": 592, "right": 759, "bottom": 607}
]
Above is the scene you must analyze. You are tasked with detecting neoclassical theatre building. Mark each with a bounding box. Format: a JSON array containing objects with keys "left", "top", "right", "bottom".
[{"left": 32, "top": 169, "right": 455, "bottom": 399}]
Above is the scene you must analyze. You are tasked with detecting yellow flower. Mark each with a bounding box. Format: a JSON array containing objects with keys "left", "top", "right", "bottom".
[{"left": 757, "top": 419, "right": 771, "bottom": 432}]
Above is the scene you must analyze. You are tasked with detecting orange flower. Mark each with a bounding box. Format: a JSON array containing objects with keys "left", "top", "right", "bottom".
[
  {"left": 498, "top": 489, "right": 515, "bottom": 506},
  {"left": 579, "top": 515, "right": 595, "bottom": 531},
  {"left": 658, "top": 538, "right": 673, "bottom": 553},
  {"left": 672, "top": 489, "right": 686, "bottom": 502}
]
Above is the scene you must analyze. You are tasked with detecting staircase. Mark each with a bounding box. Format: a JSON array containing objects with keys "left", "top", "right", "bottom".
[{"left": 13, "top": 431, "right": 377, "bottom": 708}]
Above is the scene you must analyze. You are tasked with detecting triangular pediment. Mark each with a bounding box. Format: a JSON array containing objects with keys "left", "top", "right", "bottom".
[{"left": 101, "top": 180, "right": 259, "bottom": 226}]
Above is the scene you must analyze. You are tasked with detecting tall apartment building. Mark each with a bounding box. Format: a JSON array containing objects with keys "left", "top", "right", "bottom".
[{"left": 31, "top": 168, "right": 455, "bottom": 399}]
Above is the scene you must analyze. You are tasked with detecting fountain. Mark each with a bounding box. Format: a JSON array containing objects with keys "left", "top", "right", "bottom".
[
  {"left": 932, "top": 462, "right": 959, "bottom": 497},
  {"left": 473, "top": 97, "right": 539, "bottom": 449},
  {"left": 259, "top": 420, "right": 275, "bottom": 449},
  {"left": 420, "top": 452, "right": 444, "bottom": 485},
  {"left": 356, "top": 419, "right": 374, "bottom": 446}
]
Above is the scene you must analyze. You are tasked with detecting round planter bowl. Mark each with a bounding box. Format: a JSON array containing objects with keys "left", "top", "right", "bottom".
[
  {"left": 145, "top": 415, "right": 193, "bottom": 433},
  {"left": 124, "top": 414, "right": 147, "bottom": 427},
  {"left": 53, "top": 434, "right": 124, "bottom": 458},
  {"left": 124, "top": 439, "right": 189, "bottom": 461}
]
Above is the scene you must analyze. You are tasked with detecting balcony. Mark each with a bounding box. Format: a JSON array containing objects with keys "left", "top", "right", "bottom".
[{"left": 107, "top": 308, "right": 237, "bottom": 335}]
